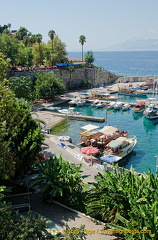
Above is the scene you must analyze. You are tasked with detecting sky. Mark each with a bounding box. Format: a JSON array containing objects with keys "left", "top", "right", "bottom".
[{"left": 1, "top": 0, "right": 158, "bottom": 52}]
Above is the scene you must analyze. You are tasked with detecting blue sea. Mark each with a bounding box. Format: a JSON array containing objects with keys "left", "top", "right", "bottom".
[
  {"left": 53, "top": 51, "right": 158, "bottom": 175},
  {"left": 68, "top": 51, "right": 158, "bottom": 76}
]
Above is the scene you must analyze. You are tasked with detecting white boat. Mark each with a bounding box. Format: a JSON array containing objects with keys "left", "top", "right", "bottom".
[
  {"left": 76, "top": 99, "right": 86, "bottom": 106},
  {"left": 113, "top": 102, "right": 123, "bottom": 110},
  {"left": 96, "top": 101, "right": 105, "bottom": 108},
  {"left": 100, "top": 136, "right": 137, "bottom": 163},
  {"left": 58, "top": 107, "right": 80, "bottom": 115},
  {"left": 68, "top": 99, "right": 77, "bottom": 106},
  {"left": 45, "top": 106, "right": 61, "bottom": 111},
  {"left": 69, "top": 98, "right": 86, "bottom": 107},
  {"left": 122, "top": 103, "right": 130, "bottom": 111},
  {"left": 91, "top": 99, "right": 100, "bottom": 106},
  {"left": 58, "top": 135, "right": 72, "bottom": 142},
  {"left": 107, "top": 102, "right": 116, "bottom": 109},
  {"left": 144, "top": 104, "right": 158, "bottom": 119}
]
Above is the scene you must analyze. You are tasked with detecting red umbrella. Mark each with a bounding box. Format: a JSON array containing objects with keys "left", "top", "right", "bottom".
[{"left": 80, "top": 146, "right": 99, "bottom": 155}]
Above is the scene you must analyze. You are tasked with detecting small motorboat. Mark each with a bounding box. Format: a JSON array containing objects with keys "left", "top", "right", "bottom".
[
  {"left": 58, "top": 136, "right": 72, "bottom": 143},
  {"left": 122, "top": 103, "right": 131, "bottom": 111}
]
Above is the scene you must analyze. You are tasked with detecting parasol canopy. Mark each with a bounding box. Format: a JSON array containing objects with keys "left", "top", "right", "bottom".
[{"left": 80, "top": 146, "right": 99, "bottom": 155}]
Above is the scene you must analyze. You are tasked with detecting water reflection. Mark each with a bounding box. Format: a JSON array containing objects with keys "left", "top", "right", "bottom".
[
  {"left": 143, "top": 117, "right": 158, "bottom": 132},
  {"left": 132, "top": 112, "right": 143, "bottom": 120}
]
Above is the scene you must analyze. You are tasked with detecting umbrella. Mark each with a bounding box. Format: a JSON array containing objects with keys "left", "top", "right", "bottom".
[
  {"left": 80, "top": 146, "right": 99, "bottom": 155},
  {"left": 80, "top": 146, "right": 99, "bottom": 165}
]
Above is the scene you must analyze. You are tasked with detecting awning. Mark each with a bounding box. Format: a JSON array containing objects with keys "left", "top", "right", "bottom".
[
  {"left": 81, "top": 124, "right": 99, "bottom": 131},
  {"left": 98, "top": 126, "right": 118, "bottom": 135},
  {"left": 108, "top": 137, "right": 127, "bottom": 149}
]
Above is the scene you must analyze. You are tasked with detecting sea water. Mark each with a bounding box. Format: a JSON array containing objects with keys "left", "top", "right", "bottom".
[
  {"left": 52, "top": 97, "right": 157, "bottom": 175},
  {"left": 53, "top": 51, "right": 158, "bottom": 175}
]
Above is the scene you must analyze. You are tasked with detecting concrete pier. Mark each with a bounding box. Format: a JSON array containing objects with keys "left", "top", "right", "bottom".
[{"left": 52, "top": 112, "right": 105, "bottom": 122}]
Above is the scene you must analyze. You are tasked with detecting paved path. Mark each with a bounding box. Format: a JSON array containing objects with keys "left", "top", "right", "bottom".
[
  {"left": 43, "top": 134, "right": 114, "bottom": 183},
  {"left": 30, "top": 193, "right": 118, "bottom": 240}
]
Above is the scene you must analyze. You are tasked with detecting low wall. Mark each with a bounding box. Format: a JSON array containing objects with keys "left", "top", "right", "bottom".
[{"left": 116, "top": 75, "right": 158, "bottom": 83}]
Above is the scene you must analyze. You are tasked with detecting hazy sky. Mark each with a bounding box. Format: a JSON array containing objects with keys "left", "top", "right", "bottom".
[{"left": 1, "top": 0, "right": 158, "bottom": 52}]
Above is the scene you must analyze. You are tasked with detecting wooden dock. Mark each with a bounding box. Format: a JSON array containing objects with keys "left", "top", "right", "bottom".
[{"left": 52, "top": 112, "right": 105, "bottom": 122}]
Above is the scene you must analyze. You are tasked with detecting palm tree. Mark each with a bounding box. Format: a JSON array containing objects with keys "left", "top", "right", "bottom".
[
  {"left": 36, "top": 34, "right": 43, "bottom": 64},
  {"left": 79, "top": 35, "right": 86, "bottom": 62},
  {"left": 36, "top": 33, "right": 42, "bottom": 47},
  {"left": 48, "top": 29, "right": 55, "bottom": 52}
]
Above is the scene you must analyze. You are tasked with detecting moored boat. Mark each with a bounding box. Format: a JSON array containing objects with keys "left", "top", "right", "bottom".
[
  {"left": 90, "top": 91, "right": 120, "bottom": 101},
  {"left": 122, "top": 103, "right": 131, "bottom": 111},
  {"left": 144, "top": 104, "right": 158, "bottom": 119},
  {"left": 133, "top": 100, "right": 146, "bottom": 113},
  {"left": 100, "top": 136, "right": 137, "bottom": 163},
  {"left": 58, "top": 107, "right": 80, "bottom": 115}
]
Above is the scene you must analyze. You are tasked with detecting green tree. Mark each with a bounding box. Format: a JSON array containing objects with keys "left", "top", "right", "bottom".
[
  {"left": 0, "top": 84, "right": 43, "bottom": 180},
  {"left": 48, "top": 29, "right": 56, "bottom": 55},
  {"left": 0, "top": 52, "right": 11, "bottom": 81},
  {"left": 32, "top": 155, "right": 88, "bottom": 201},
  {"left": 32, "top": 42, "right": 46, "bottom": 65},
  {"left": 84, "top": 51, "right": 94, "bottom": 66},
  {"left": 47, "top": 35, "right": 67, "bottom": 64},
  {"left": 86, "top": 166, "right": 158, "bottom": 240},
  {"left": 0, "top": 34, "right": 21, "bottom": 66},
  {"left": 35, "top": 72, "right": 65, "bottom": 99},
  {"left": 16, "top": 27, "right": 29, "bottom": 40},
  {"left": 79, "top": 35, "right": 86, "bottom": 62},
  {"left": 8, "top": 76, "right": 34, "bottom": 100}
]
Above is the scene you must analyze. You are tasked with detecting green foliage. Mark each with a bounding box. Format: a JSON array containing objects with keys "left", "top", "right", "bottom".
[
  {"left": 0, "top": 84, "right": 43, "bottom": 180},
  {"left": 0, "top": 34, "right": 21, "bottom": 66},
  {"left": 0, "top": 52, "right": 11, "bottom": 81},
  {"left": 32, "top": 42, "right": 46, "bottom": 65},
  {"left": 0, "top": 186, "right": 54, "bottom": 239},
  {"left": 15, "top": 27, "right": 30, "bottom": 41},
  {"left": 31, "top": 155, "right": 88, "bottom": 201},
  {"left": 84, "top": 51, "right": 94, "bottom": 65},
  {"left": 0, "top": 186, "right": 87, "bottom": 239},
  {"left": 35, "top": 72, "right": 65, "bottom": 99},
  {"left": 47, "top": 35, "right": 67, "bottom": 64},
  {"left": 86, "top": 166, "right": 158, "bottom": 239},
  {"left": 8, "top": 76, "right": 35, "bottom": 100}
]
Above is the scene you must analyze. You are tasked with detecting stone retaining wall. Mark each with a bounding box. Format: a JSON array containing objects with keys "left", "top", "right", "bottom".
[
  {"left": 9, "top": 67, "right": 119, "bottom": 88},
  {"left": 10, "top": 68, "right": 156, "bottom": 88}
]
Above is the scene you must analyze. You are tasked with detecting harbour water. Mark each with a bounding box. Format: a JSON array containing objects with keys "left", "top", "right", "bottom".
[{"left": 53, "top": 51, "right": 158, "bottom": 175}]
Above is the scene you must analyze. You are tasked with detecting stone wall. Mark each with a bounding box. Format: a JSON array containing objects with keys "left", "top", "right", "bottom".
[{"left": 10, "top": 67, "right": 120, "bottom": 88}]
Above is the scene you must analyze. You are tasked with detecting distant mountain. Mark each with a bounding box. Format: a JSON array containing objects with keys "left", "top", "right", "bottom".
[{"left": 104, "top": 38, "right": 158, "bottom": 51}]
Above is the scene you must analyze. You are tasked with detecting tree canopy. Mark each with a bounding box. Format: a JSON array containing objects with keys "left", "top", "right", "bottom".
[
  {"left": 84, "top": 51, "right": 94, "bottom": 66},
  {"left": 35, "top": 72, "right": 65, "bottom": 99}
]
